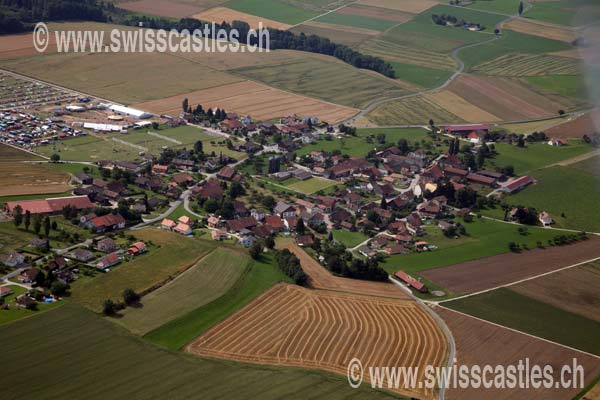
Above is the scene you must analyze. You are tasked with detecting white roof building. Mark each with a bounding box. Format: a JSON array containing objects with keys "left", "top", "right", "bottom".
[
  {"left": 83, "top": 122, "right": 123, "bottom": 132},
  {"left": 108, "top": 104, "right": 153, "bottom": 119}
]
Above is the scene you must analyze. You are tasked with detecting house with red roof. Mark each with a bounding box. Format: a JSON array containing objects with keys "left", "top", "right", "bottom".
[{"left": 86, "top": 213, "right": 126, "bottom": 232}]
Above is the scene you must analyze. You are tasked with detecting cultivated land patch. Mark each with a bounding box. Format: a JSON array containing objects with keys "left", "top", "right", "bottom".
[
  {"left": 424, "top": 90, "right": 501, "bottom": 122},
  {"left": 133, "top": 80, "right": 358, "bottom": 123},
  {"left": 364, "top": 95, "right": 464, "bottom": 126},
  {"left": 447, "top": 74, "right": 574, "bottom": 120},
  {"left": 357, "top": 0, "right": 438, "bottom": 14},
  {"left": 445, "top": 288, "right": 600, "bottom": 355},
  {"left": 503, "top": 17, "right": 578, "bottom": 42},
  {"left": 336, "top": 4, "right": 413, "bottom": 22},
  {"left": 498, "top": 117, "right": 567, "bottom": 134},
  {"left": 193, "top": 6, "right": 292, "bottom": 29},
  {"left": 472, "top": 53, "right": 582, "bottom": 76},
  {"left": 175, "top": 47, "right": 305, "bottom": 71},
  {"left": 187, "top": 283, "right": 448, "bottom": 400},
  {"left": 118, "top": 247, "right": 248, "bottom": 335},
  {"left": 0, "top": 162, "right": 72, "bottom": 197},
  {"left": 510, "top": 261, "right": 600, "bottom": 323},
  {"left": 437, "top": 307, "right": 600, "bottom": 400},
  {"left": 71, "top": 229, "right": 216, "bottom": 312},
  {"left": 0, "top": 305, "right": 403, "bottom": 400},
  {"left": 119, "top": 0, "right": 204, "bottom": 18},
  {"left": 546, "top": 110, "right": 600, "bottom": 138},
  {"left": 0, "top": 143, "right": 44, "bottom": 161},
  {"left": 314, "top": 7, "right": 404, "bottom": 32},
  {"left": 225, "top": 0, "right": 322, "bottom": 25},
  {"left": 421, "top": 236, "right": 600, "bottom": 295},
  {"left": 232, "top": 58, "right": 412, "bottom": 109},
  {"left": 0, "top": 51, "right": 243, "bottom": 104},
  {"left": 285, "top": 176, "right": 338, "bottom": 194},
  {"left": 358, "top": 38, "right": 457, "bottom": 71},
  {"left": 278, "top": 242, "right": 410, "bottom": 299},
  {"left": 290, "top": 22, "right": 378, "bottom": 46}
]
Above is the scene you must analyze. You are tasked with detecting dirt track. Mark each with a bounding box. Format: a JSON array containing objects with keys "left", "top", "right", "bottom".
[
  {"left": 188, "top": 283, "right": 448, "bottom": 400},
  {"left": 421, "top": 236, "right": 600, "bottom": 294},
  {"left": 279, "top": 242, "right": 410, "bottom": 299}
]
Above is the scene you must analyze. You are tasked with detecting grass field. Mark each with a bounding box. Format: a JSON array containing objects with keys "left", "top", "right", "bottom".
[
  {"left": 525, "top": 75, "right": 588, "bottom": 100},
  {"left": 0, "top": 51, "right": 242, "bottom": 104},
  {"left": 485, "top": 140, "right": 594, "bottom": 174},
  {"left": 70, "top": 229, "right": 216, "bottom": 312},
  {"left": 524, "top": 0, "right": 600, "bottom": 26},
  {"left": 315, "top": 12, "right": 399, "bottom": 32},
  {"left": 0, "top": 162, "right": 71, "bottom": 197},
  {"left": 505, "top": 165, "right": 600, "bottom": 232},
  {"left": 389, "top": 62, "right": 454, "bottom": 89},
  {"left": 35, "top": 135, "right": 145, "bottom": 162},
  {"left": 358, "top": 38, "right": 458, "bottom": 71},
  {"left": 285, "top": 177, "right": 338, "bottom": 194},
  {"left": 144, "top": 252, "right": 291, "bottom": 350},
  {"left": 225, "top": 0, "right": 322, "bottom": 24},
  {"left": 445, "top": 288, "right": 600, "bottom": 355},
  {"left": 232, "top": 58, "right": 411, "bottom": 109},
  {"left": 380, "top": 217, "right": 559, "bottom": 275},
  {"left": 365, "top": 95, "right": 464, "bottom": 126},
  {"left": 0, "top": 143, "right": 44, "bottom": 161},
  {"left": 0, "top": 304, "right": 404, "bottom": 400},
  {"left": 117, "top": 248, "right": 247, "bottom": 335},
  {"left": 472, "top": 53, "right": 582, "bottom": 77},
  {"left": 465, "top": 0, "right": 521, "bottom": 15},
  {"left": 332, "top": 229, "right": 369, "bottom": 248}
]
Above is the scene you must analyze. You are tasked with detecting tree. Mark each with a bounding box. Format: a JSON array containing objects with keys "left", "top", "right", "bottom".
[
  {"left": 558, "top": 109, "right": 565, "bottom": 116},
  {"left": 397, "top": 138, "right": 409, "bottom": 155},
  {"left": 296, "top": 218, "right": 306, "bottom": 235},
  {"left": 13, "top": 205, "right": 23, "bottom": 228},
  {"left": 249, "top": 242, "right": 262, "bottom": 259},
  {"left": 43, "top": 216, "right": 50, "bottom": 237},
  {"left": 24, "top": 210, "right": 31, "bottom": 231},
  {"left": 182, "top": 98, "right": 189, "bottom": 114},
  {"left": 50, "top": 281, "right": 68, "bottom": 296},
  {"left": 33, "top": 215, "right": 42, "bottom": 235},
  {"left": 518, "top": 1, "right": 523, "bottom": 15},
  {"left": 194, "top": 140, "right": 203, "bottom": 155},
  {"left": 264, "top": 236, "right": 275, "bottom": 249},
  {"left": 50, "top": 153, "right": 60, "bottom": 162},
  {"left": 103, "top": 299, "right": 117, "bottom": 315},
  {"left": 122, "top": 288, "right": 140, "bottom": 305},
  {"left": 228, "top": 182, "right": 246, "bottom": 198}
]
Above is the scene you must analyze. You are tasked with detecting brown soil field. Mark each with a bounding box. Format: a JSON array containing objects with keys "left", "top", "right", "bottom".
[
  {"left": 583, "top": 381, "right": 600, "bottom": 400},
  {"left": 133, "top": 80, "right": 358, "bottom": 123},
  {"left": 421, "top": 236, "right": 600, "bottom": 294},
  {"left": 510, "top": 261, "right": 600, "bottom": 322},
  {"left": 437, "top": 307, "right": 600, "bottom": 400},
  {"left": 118, "top": 0, "right": 204, "bottom": 18},
  {"left": 187, "top": 283, "right": 448, "bottom": 400},
  {"left": 503, "top": 18, "right": 577, "bottom": 43},
  {"left": 448, "top": 74, "right": 571, "bottom": 121},
  {"left": 290, "top": 21, "right": 379, "bottom": 46},
  {"left": 425, "top": 90, "right": 501, "bottom": 122},
  {"left": 279, "top": 242, "right": 410, "bottom": 299},
  {"left": 193, "top": 7, "right": 291, "bottom": 30},
  {"left": 0, "top": 162, "right": 72, "bottom": 196},
  {"left": 0, "top": 143, "right": 45, "bottom": 161},
  {"left": 357, "top": 0, "right": 437, "bottom": 14},
  {"left": 336, "top": 4, "right": 414, "bottom": 22},
  {"left": 546, "top": 110, "right": 600, "bottom": 139}
]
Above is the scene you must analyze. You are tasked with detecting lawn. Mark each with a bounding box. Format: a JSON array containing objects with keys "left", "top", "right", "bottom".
[
  {"left": 0, "top": 285, "right": 64, "bottom": 325},
  {"left": 0, "top": 304, "right": 403, "bottom": 400},
  {"left": 525, "top": 75, "right": 588, "bottom": 100},
  {"left": 505, "top": 165, "right": 600, "bottom": 232},
  {"left": 35, "top": 135, "right": 142, "bottom": 162},
  {"left": 380, "top": 217, "right": 559, "bottom": 274},
  {"left": 226, "top": 0, "right": 321, "bottom": 24},
  {"left": 70, "top": 228, "right": 216, "bottom": 312},
  {"left": 389, "top": 62, "right": 454, "bottom": 89},
  {"left": 332, "top": 229, "right": 368, "bottom": 248},
  {"left": 286, "top": 177, "right": 338, "bottom": 194},
  {"left": 232, "top": 57, "right": 410, "bottom": 109},
  {"left": 524, "top": 0, "right": 600, "bottom": 26},
  {"left": 445, "top": 288, "right": 600, "bottom": 355},
  {"left": 315, "top": 12, "right": 399, "bottom": 32},
  {"left": 144, "top": 252, "right": 291, "bottom": 350},
  {"left": 117, "top": 247, "right": 248, "bottom": 335},
  {"left": 485, "top": 140, "right": 594, "bottom": 174}
]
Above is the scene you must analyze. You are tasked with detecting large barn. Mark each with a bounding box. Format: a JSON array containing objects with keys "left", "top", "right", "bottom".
[{"left": 4, "top": 196, "right": 94, "bottom": 215}]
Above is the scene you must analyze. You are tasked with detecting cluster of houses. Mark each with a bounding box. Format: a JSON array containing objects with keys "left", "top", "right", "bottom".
[{"left": 161, "top": 215, "right": 195, "bottom": 236}]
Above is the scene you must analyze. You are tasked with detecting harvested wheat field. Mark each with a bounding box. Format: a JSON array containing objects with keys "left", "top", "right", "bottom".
[
  {"left": 0, "top": 163, "right": 71, "bottom": 196},
  {"left": 448, "top": 74, "right": 571, "bottom": 121},
  {"left": 119, "top": 0, "right": 204, "bottom": 18},
  {"left": 546, "top": 110, "right": 600, "bottom": 139},
  {"left": 279, "top": 242, "right": 410, "bottom": 299},
  {"left": 174, "top": 48, "right": 304, "bottom": 71},
  {"left": 336, "top": 4, "right": 414, "bottom": 22},
  {"left": 134, "top": 80, "right": 358, "bottom": 123},
  {"left": 425, "top": 91, "right": 501, "bottom": 122},
  {"left": 503, "top": 18, "right": 577, "bottom": 43},
  {"left": 364, "top": 95, "right": 464, "bottom": 126},
  {"left": 421, "top": 236, "right": 600, "bottom": 294},
  {"left": 437, "top": 307, "right": 600, "bottom": 400},
  {"left": 357, "top": 0, "right": 437, "bottom": 14},
  {"left": 187, "top": 283, "right": 448, "bottom": 400},
  {"left": 472, "top": 53, "right": 581, "bottom": 76},
  {"left": 193, "top": 7, "right": 291, "bottom": 30},
  {"left": 291, "top": 21, "right": 379, "bottom": 46},
  {"left": 510, "top": 261, "right": 600, "bottom": 322}
]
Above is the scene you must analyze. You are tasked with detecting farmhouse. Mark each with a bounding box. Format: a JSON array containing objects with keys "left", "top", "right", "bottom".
[
  {"left": 211, "top": 230, "right": 229, "bottom": 241},
  {"left": 0, "top": 286, "right": 13, "bottom": 297},
  {"left": 4, "top": 196, "right": 94, "bottom": 215},
  {"left": 539, "top": 211, "right": 554, "bottom": 227},
  {"left": 127, "top": 241, "right": 147, "bottom": 256},
  {"left": 161, "top": 218, "right": 177, "bottom": 230},
  {"left": 394, "top": 271, "right": 428, "bottom": 293},
  {"left": 86, "top": 213, "right": 126, "bottom": 232},
  {"left": 173, "top": 223, "right": 192, "bottom": 235},
  {"left": 18, "top": 268, "right": 39, "bottom": 283},
  {"left": 444, "top": 124, "right": 489, "bottom": 137},
  {"left": 217, "top": 166, "right": 236, "bottom": 181},
  {"left": 274, "top": 202, "right": 296, "bottom": 218},
  {"left": 96, "top": 238, "right": 117, "bottom": 253},
  {"left": 501, "top": 176, "right": 535, "bottom": 193},
  {"left": 296, "top": 235, "right": 314, "bottom": 247},
  {"left": 97, "top": 252, "right": 121, "bottom": 270},
  {"left": 72, "top": 248, "right": 94, "bottom": 262},
  {"left": 0, "top": 252, "right": 25, "bottom": 268}
]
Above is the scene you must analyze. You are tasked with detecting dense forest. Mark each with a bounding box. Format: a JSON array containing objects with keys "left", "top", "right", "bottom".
[
  {"left": 120, "top": 16, "right": 397, "bottom": 78},
  {"left": 0, "top": 0, "right": 107, "bottom": 34}
]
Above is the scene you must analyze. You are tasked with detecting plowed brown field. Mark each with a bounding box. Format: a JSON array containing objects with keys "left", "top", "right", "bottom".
[
  {"left": 421, "top": 236, "right": 600, "bottom": 294},
  {"left": 187, "top": 283, "right": 448, "bottom": 400},
  {"left": 134, "top": 80, "right": 358, "bottom": 123},
  {"left": 337, "top": 4, "right": 413, "bottom": 22},
  {"left": 438, "top": 307, "right": 600, "bottom": 400},
  {"left": 193, "top": 7, "right": 291, "bottom": 30},
  {"left": 357, "top": 0, "right": 437, "bottom": 14},
  {"left": 0, "top": 162, "right": 71, "bottom": 196},
  {"left": 278, "top": 242, "right": 410, "bottom": 299},
  {"left": 546, "top": 110, "right": 600, "bottom": 138}
]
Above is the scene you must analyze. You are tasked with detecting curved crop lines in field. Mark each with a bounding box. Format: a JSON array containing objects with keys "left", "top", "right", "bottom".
[{"left": 187, "top": 284, "right": 448, "bottom": 400}]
